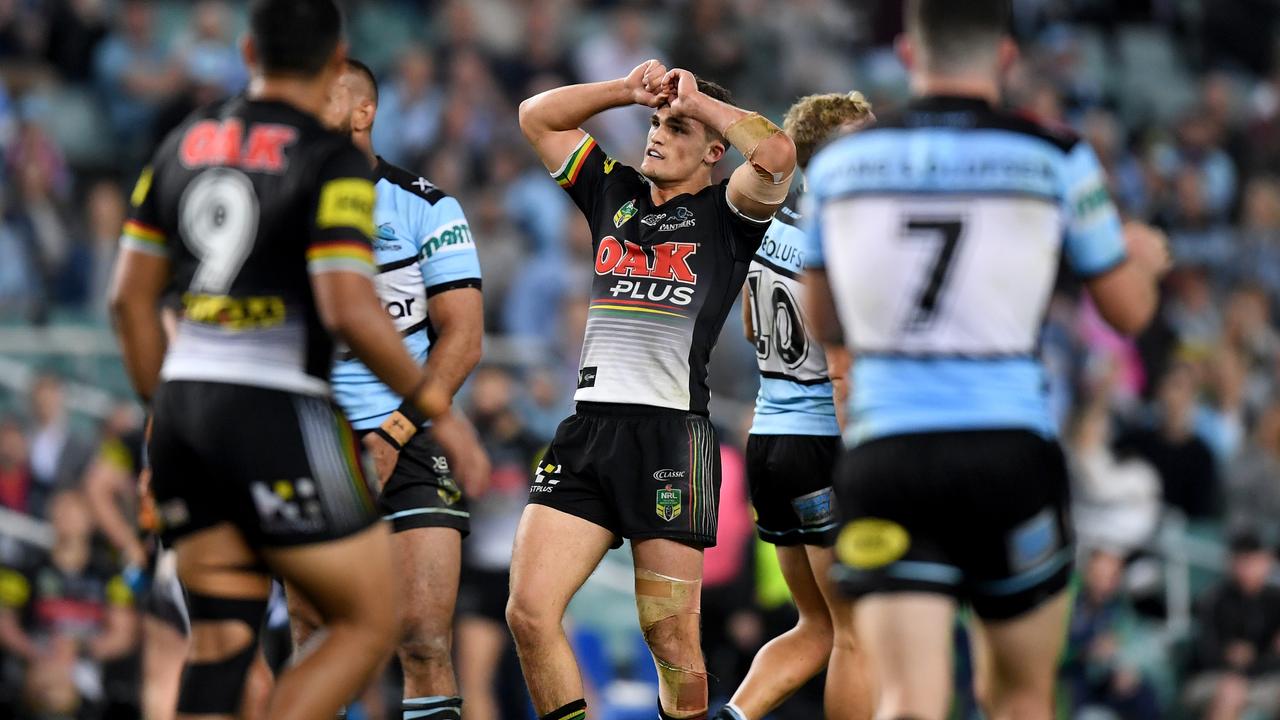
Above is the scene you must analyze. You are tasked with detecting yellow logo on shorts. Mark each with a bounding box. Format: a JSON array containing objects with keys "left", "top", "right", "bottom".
[{"left": 836, "top": 519, "right": 910, "bottom": 569}]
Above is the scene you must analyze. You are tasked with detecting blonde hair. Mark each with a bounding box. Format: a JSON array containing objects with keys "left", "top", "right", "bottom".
[{"left": 783, "top": 91, "right": 876, "bottom": 169}]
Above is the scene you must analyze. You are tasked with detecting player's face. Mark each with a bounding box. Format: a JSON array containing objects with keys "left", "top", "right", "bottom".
[
  {"left": 321, "top": 72, "right": 356, "bottom": 135},
  {"left": 641, "top": 106, "right": 720, "bottom": 183}
]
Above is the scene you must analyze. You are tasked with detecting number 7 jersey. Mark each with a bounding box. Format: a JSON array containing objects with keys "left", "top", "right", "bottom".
[
  {"left": 747, "top": 189, "right": 839, "bottom": 437},
  {"left": 803, "top": 96, "right": 1127, "bottom": 444},
  {"left": 121, "top": 97, "right": 377, "bottom": 396}
]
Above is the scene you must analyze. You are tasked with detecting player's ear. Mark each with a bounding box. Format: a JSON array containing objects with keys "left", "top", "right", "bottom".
[
  {"left": 703, "top": 137, "right": 725, "bottom": 167},
  {"left": 895, "top": 34, "right": 915, "bottom": 72},
  {"left": 997, "top": 36, "right": 1020, "bottom": 75},
  {"left": 240, "top": 33, "right": 257, "bottom": 73},
  {"left": 354, "top": 98, "right": 376, "bottom": 134}
]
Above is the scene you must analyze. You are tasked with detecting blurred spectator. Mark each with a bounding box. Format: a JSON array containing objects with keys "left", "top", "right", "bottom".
[
  {"left": 176, "top": 1, "right": 246, "bottom": 96},
  {"left": 25, "top": 374, "right": 93, "bottom": 519},
  {"left": 571, "top": 2, "right": 660, "bottom": 164},
  {"left": 81, "top": 180, "right": 126, "bottom": 320},
  {"left": 456, "top": 366, "right": 540, "bottom": 720},
  {"left": 1220, "top": 286, "right": 1279, "bottom": 414},
  {"left": 670, "top": 0, "right": 747, "bottom": 93},
  {"left": 0, "top": 417, "right": 29, "bottom": 513},
  {"left": 1224, "top": 401, "right": 1280, "bottom": 547},
  {"left": 371, "top": 46, "right": 445, "bottom": 169},
  {"left": 1233, "top": 176, "right": 1280, "bottom": 298},
  {"left": 0, "top": 490, "right": 138, "bottom": 718},
  {"left": 92, "top": 0, "right": 181, "bottom": 157},
  {"left": 1163, "top": 265, "right": 1223, "bottom": 356},
  {"left": 1160, "top": 170, "right": 1235, "bottom": 271},
  {"left": 503, "top": 208, "right": 592, "bottom": 339},
  {"left": 1116, "top": 363, "right": 1220, "bottom": 519},
  {"left": 491, "top": 142, "right": 570, "bottom": 258},
  {"left": 1068, "top": 396, "right": 1162, "bottom": 553},
  {"left": 44, "top": 0, "right": 110, "bottom": 82},
  {"left": 1081, "top": 108, "right": 1150, "bottom": 218},
  {"left": 1184, "top": 530, "right": 1280, "bottom": 720},
  {"left": 1154, "top": 113, "right": 1238, "bottom": 223},
  {"left": 1062, "top": 549, "right": 1163, "bottom": 720},
  {"left": 492, "top": 6, "right": 576, "bottom": 103}
]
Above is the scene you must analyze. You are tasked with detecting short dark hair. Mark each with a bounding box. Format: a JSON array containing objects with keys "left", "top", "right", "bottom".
[
  {"left": 249, "top": 0, "right": 343, "bottom": 76},
  {"left": 905, "top": 0, "right": 1010, "bottom": 69},
  {"left": 345, "top": 58, "right": 379, "bottom": 104}
]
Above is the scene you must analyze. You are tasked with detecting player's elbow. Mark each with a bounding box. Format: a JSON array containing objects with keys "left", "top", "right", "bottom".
[
  {"left": 754, "top": 132, "right": 797, "bottom": 178},
  {"left": 1086, "top": 264, "right": 1159, "bottom": 337},
  {"left": 517, "top": 97, "right": 546, "bottom": 142},
  {"left": 1098, "top": 300, "right": 1155, "bottom": 337}
]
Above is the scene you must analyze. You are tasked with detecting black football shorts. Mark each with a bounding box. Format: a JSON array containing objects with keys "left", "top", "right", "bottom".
[
  {"left": 372, "top": 428, "right": 469, "bottom": 536},
  {"left": 831, "top": 429, "right": 1073, "bottom": 621},
  {"left": 149, "top": 381, "right": 381, "bottom": 548},
  {"left": 528, "top": 403, "right": 721, "bottom": 549},
  {"left": 745, "top": 433, "right": 840, "bottom": 547}
]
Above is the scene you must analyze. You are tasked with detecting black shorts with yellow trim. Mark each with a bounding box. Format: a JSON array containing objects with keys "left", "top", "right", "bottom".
[
  {"left": 372, "top": 429, "right": 470, "bottom": 536},
  {"left": 149, "top": 381, "right": 381, "bottom": 548},
  {"left": 831, "top": 429, "right": 1073, "bottom": 621},
  {"left": 745, "top": 433, "right": 840, "bottom": 547},
  {"left": 527, "top": 403, "right": 721, "bottom": 549}
]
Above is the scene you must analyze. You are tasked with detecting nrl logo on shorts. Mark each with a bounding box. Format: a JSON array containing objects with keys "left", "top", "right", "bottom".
[
  {"left": 656, "top": 486, "right": 682, "bottom": 522},
  {"left": 653, "top": 469, "right": 685, "bottom": 481},
  {"left": 613, "top": 199, "right": 638, "bottom": 228}
]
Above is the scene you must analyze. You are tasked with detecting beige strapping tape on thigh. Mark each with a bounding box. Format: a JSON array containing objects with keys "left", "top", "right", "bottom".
[{"left": 635, "top": 569, "right": 708, "bottom": 713}]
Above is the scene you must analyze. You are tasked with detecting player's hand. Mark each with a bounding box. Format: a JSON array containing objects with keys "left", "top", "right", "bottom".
[
  {"left": 431, "top": 409, "right": 492, "bottom": 497},
  {"left": 1123, "top": 222, "right": 1172, "bottom": 279},
  {"left": 623, "top": 59, "right": 670, "bottom": 108},
  {"left": 361, "top": 432, "right": 400, "bottom": 486},
  {"left": 660, "top": 68, "right": 703, "bottom": 119}
]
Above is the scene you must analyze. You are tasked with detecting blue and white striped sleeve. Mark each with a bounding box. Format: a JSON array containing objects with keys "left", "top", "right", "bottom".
[
  {"left": 415, "top": 195, "right": 482, "bottom": 296},
  {"left": 1062, "top": 142, "right": 1126, "bottom": 278}
]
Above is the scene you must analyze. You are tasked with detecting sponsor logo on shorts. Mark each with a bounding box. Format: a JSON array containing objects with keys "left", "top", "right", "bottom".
[
  {"left": 250, "top": 478, "right": 324, "bottom": 533},
  {"left": 791, "top": 487, "right": 835, "bottom": 527},
  {"left": 1008, "top": 509, "right": 1058, "bottom": 573},
  {"left": 531, "top": 462, "right": 561, "bottom": 494},
  {"left": 158, "top": 499, "right": 190, "bottom": 529},
  {"left": 656, "top": 485, "right": 682, "bottom": 522},
  {"left": 653, "top": 469, "right": 686, "bottom": 481},
  {"left": 835, "top": 518, "right": 910, "bottom": 570},
  {"left": 613, "top": 199, "right": 638, "bottom": 228}
]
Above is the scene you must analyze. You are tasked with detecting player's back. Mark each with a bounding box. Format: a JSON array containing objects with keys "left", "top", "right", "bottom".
[
  {"left": 805, "top": 96, "right": 1125, "bottom": 443},
  {"left": 124, "top": 96, "right": 375, "bottom": 397}
]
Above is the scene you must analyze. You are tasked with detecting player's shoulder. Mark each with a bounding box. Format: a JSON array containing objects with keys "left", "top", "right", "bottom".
[
  {"left": 881, "top": 97, "right": 1083, "bottom": 154},
  {"left": 374, "top": 157, "right": 449, "bottom": 206}
]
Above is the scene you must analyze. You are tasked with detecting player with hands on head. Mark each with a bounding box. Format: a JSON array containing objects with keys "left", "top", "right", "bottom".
[{"left": 510, "top": 59, "right": 795, "bottom": 720}]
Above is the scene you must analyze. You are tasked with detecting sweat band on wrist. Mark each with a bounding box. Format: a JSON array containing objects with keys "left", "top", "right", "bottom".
[
  {"left": 396, "top": 399, "right": 430, "bottom": 428},
  {"left": 724, "top": 112, "right": 782, "bottom": 164},
  {"left": 378, "top": 410, "right": 419, "bottom": 449}
]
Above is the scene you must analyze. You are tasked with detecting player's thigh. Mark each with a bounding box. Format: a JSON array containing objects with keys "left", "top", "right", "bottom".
[
  {"left": 263, "top": 522, "right": 395, "bottom": 630},
  {"left": 394, "top": 526, "right": 462, "bottom": 626},
  {"left": 507, "top": 504, "right": 614, "bottom": 626},
  {"left": 970, "top": 590, "right": 1071, "bottom": 699},
  {"left": 855, "top": 593, "right": 956, "bottom": 720}
]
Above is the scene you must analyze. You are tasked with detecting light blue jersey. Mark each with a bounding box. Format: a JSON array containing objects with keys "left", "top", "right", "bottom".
[
  {"left": 803, "top": 96, "right": 1125, "bottom": 445},
  {"left": 331, "top": 158, "right": 481, "bottom": 430},
  {"left": 747, "top": 190, "right": 839, "bottom": 436}
]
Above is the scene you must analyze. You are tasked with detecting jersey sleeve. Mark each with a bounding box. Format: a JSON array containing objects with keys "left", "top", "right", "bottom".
[
  {"left": 119, "top": 164, "right": 169, "bottom": 258},
  {"left": 798, "top": 187, "right": 827, "bottom": 270},
  {"left": 307, "top": 144, "right": 377, "bottom": 277},
  {"left": 550, "top": 133, "right": 618, "bottom": 224},
  {"left": 1062, "top": 142, "right": 1126, "bottom": 278},
  {"left": 415, "top": 195, "right": 482, "bottom": 296},
  {"left": 718, "top": 181, "right": 773, "bottom": 261}
]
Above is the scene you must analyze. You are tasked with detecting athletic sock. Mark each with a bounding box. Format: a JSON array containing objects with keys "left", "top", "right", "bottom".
[
  {"left": 710, "top": 703, "right": 747, "bottom": 720},
  {"left": 540, "top": 698, "right": 587, "bottom": 720},
  {"left": 402, "top": 696, "right": 462, "bottom": 720}
]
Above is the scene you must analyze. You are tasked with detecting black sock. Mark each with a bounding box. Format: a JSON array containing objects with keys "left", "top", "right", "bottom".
[
  {"left": 402, "top": 696, "right": 462, "bottom": 720},
  {"left": 540, "top": 698, "right": 587, "bottom": 720}
]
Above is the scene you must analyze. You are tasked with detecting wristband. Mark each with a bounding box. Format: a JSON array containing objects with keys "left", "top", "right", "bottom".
[
  {"left": 396, "top": 399, "right": 430, "bottom": 428},
  {"left": 378, "top": 409, "right": 420, "bottom": 450},
  {"left": 724, "top": 112, "right": 782, "bottom": 164},
  {"left": 371, "top": 426, "right": 405, "bottom": 452}
]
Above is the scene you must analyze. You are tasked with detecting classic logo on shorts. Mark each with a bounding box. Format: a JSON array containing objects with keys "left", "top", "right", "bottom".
[
  {"left": 836, "top": 518, "right": 910, "bottom": 569},
  {"left": 656, "top": 485, "right": 682, "bottom": 522},
  {"left": 653, "top": 469, "right": 686, "bottom": 481},
  {"left": 613, "top": 199, "right": 638, "bottom": 228}
]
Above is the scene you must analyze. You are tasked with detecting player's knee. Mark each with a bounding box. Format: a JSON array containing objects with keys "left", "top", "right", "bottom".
[
  {"left": 398, "top": 615, "right": 453, "bottom": 671},
  {"left": 505, "top": 593, "right": 558, "bottom": 645}
]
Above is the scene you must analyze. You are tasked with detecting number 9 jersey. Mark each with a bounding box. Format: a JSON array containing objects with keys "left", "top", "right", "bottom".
[
  {"left": 747, "top": 189, "right": 839, "bottom": 437},
  {"left": 121, "top": 96, "right": 377, "bottom": 397}
]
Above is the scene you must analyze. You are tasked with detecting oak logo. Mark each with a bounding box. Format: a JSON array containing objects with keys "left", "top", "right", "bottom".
[{"left": 594, "top": 236, "right": 697, "bottom": 284}]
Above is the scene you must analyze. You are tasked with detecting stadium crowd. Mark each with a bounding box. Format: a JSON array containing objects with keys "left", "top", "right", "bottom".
[{"left": 1, "top": 0, "right": 1280, "bottom": 718}]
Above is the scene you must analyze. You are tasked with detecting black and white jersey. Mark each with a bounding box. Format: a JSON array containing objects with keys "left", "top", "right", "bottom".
[{"left": 552, "top": 133, "right": 772, "bottom": 414}]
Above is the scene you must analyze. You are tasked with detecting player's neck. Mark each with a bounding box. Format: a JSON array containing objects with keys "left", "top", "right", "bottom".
[
  {"left": 648, "top": 174, "right": 711, "bottom": 205},
  {"left": 911, "top": 73, "right": 1001, "bottom": 106},
  {"left": 351, "top": 131, "right": 376, "bottom": 167},
  {"left": 247, "top": 75, "right": 329, "bottom": 121}
]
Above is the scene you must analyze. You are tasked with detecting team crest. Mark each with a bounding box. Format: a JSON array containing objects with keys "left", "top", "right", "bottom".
[
  {"left": 613, "top": 199, "right": 638, "bottom": 228},
  {"left": 656, "top": 486, "right": 682, "bottom": 522}
]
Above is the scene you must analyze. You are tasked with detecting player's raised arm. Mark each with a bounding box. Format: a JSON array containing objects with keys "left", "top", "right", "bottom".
[
  {"left": 660, "top": 68, "right": 797, "bottom": 221},
  {"left": 518, "top": 59, "right": 669, "bottom": 171}
]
